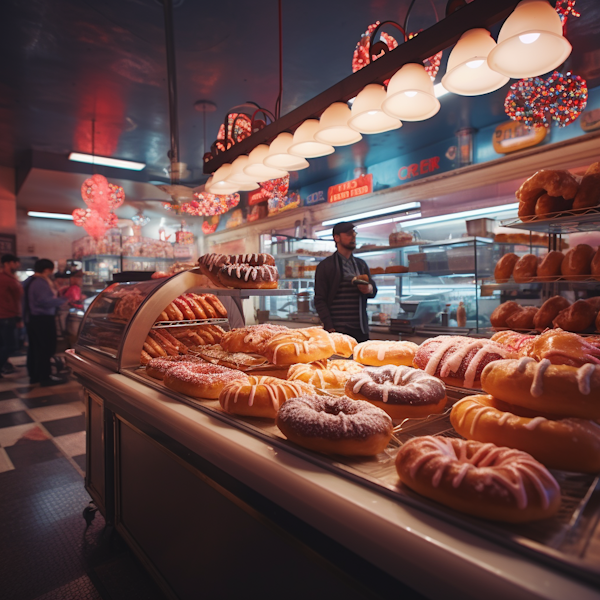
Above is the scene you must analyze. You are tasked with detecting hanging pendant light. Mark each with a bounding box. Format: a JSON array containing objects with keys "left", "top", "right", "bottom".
[
  {"left": 442, "top": 29, "right": 510, "bottom": 95},
  {"left": 243, "top": 145, "right": 288, "bottom": 181},
  {"left": 487, "top": 0, "right": 572, "bottom": 79},
  {"left": 287, "top": 119, "right": 335, "bottom": 158},
  {"left": 263, "top": 132, "right": 309, "bottom": 170},
  {"left": 225, "top": 156, "right": 260, "bottom": 190},
  {"left": 348, "top": 84, "right": 402, "bottom": 134},
  {"left": 206, "top": 164, "right": 240, "bottom": 195},
  {"left": 314, "top": 103, "right": 363, "bottom": 146},
  {"left": 382, "top": 63, "right": 441, "bottom": 121}
]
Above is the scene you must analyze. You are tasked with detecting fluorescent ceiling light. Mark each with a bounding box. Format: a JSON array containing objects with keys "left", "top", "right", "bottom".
[
  {"left": 401, "top": 203, "right": 519, "bottom": 228},
  {"left": 27, "top": 211, "right": 74, "bottom": 220},
  {"left": 68, "top": 152, "right": 146, "bottom": 171},
  {"left": 356, "top": 212, "right": 422, "bottom": 229},
  {"left": 315, "top": 228, "right": 333, "bottom": 238},
  {"left": 322, "top": 202, "right": 420, "bottom": 227}
]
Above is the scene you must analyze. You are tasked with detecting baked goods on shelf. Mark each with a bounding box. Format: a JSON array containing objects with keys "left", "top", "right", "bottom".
[
  {"left": 146, "top": 355, "right": 203, "bottom": 380},
  {"left": 385, "top": 265, "right": 409, "bottom": 273},
  {"left": 262, "top": 328, "right": 335, "bottom": 365},
  {"left": 191, "top": 344, "right": 269, "bottom": 371},
  {"left": 537, "top": 251, "right": 565, "bottom": 281},
  {"left": 512, "top": 254, "right": 538, "bottom": 283},
  {"left": 369, "top": 267, "right": 385, "bottom": 275},
  {"left": 156, "top": 293, "right": 228, "bottom": 322},
  {"left": 494, "top": 232, "right": 565, "bottom": 248},
  {"left": 490, "top": 330, "right": 535, "bottom": 352},
  {"left": 592, "top": 248, "right": 600, "bottom": 281},
  {"left": 220, "top": 324, "right": 289, "bottom": 354},
  {"left": 169, "top": 324, "right": 225, "bottom": 347},
  {"left": 534, "top": 193, "right": 572, "bottom": 217},
  {"left": 276, "top": 395, "right": 393, "bottom": 456},
  {"left": 494, "top": 253, "right": 519, "bottom": 283},
  {"left": 329, "top": 332, "right": 357, "bottom": 358},
  {"left": 197, "top": 253, "right": 229, "bottom": 286},
  {"left": 345, "top": 365, "right": 447, "bottom": 419},
  {"left": 218, "top": 376, "right": 314, "bottom": 418},
  {"left": 533, "top": 296, "right": 571, "bottom": 331},
  {"left": 287, "top": 359, "right": 363, "bottom": 391},
  {"left": 572, "top": 162, "right": 600, "bottom": 210},
  {"left": 561, "top": 244, "right": 595, "bottom": 280},
  {"left": 505, "top": 306, "right": 538, "bottom": 330},
  {"left": 395, "top": 436, "right": 561, "bottom": 522},
  {"left": 217, "top": 263, "right": 279, "bottom": 289},
  {"left": 353, "top": 340, "right": 419, "bottom": 367},
  {"left": 163, "top": 362, "right": 249, "bottom": 399},
  {"left": 516, "top": 169, "right": 579, "bottom": 220},
  {"left": 552, "top": 299, "right": 597, "bottom": 332},
  {"left": 451, "top": 394, "right": 600, "bottom": 473},
  {"left": 413, "top": 336, "right": 516, "bottom": 388},
  {"left": 490, "top": 301, "right": 522, "bottom": 330},
  {"left": 389, "top": 231, "right": 413, "bottom": 246}
]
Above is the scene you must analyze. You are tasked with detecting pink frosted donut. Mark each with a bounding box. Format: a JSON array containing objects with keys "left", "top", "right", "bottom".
[
  {"left": 345, "top": 365, "right": 447, "bottom": 419},
  {"left": 163, "top": 362, "right": 248, "bottom": 399},
  {"left": 276, "top": 395, "right": 393, "bottom": 456},
  {"left": 395, "top": 436, "right": 561, "bottom": 523},
  {"left": 146, "top": 355, "right": 204, "bottom": 380}
]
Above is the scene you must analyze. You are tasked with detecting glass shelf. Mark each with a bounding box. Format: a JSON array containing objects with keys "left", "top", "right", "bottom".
[{"left": 501, "top": 207, "right": 600, "bottom": 234}]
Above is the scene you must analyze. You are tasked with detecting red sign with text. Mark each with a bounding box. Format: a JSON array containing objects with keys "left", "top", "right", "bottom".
[
  {"left": 327, "top": 173, "right": 373, "bottom": 203},
  {"left": 397, "top": 156, "right": 440, "bottom": 181},
  {"left": 248, "top": 188, "right": 269, "bottom": 205}
]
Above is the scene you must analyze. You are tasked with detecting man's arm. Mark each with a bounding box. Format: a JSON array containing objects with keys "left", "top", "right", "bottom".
[
  {"left": 30, "top": 280, "right": 68, "bottom": 310},
  {"left": 313, "top": 260, "right": 334, "bottom": 331},
  {"left": 356, "top": 259, "right": 378, "bottom": 298}
]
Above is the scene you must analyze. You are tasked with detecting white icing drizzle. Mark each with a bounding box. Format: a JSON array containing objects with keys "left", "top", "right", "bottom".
[
  {"left": 577, "top": 364, "right": 596, "bottom": 395},
  {"left": 522, "top": 416, "right": 547, "bottom": 431},
  {"left": 530, "top": 359, "right": 551, "bottom": 397},
  {"left": 517, "top": 357, "right": 536, "bottom": 373}
]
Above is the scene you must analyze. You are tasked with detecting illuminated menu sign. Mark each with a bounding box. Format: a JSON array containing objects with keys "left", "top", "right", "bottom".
[{"left": 327, "top": 174, "right": 373, "bottom": 203}]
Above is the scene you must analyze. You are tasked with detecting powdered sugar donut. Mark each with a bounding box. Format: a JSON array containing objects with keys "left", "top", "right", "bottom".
[
  {"left": 276, "top": 395, "right": 393, "bottom": 456},
  {"left": 163, "top": 362, "right": 248, "bottom": 399}
]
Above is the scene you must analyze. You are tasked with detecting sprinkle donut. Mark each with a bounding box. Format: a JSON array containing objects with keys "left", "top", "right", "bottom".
[
  {"left": 395, "top": 436, "right": 561, "bottom": 522},
  {"left": 345, "top": 365, "right": 447, "bottom": 419},
  {"left": 276, "top": 395, "right": 393, "bottom": 456},
  {"left": 163, "top": 362, "right": 248, "bottom": 399},
  {"left": 145, "top": 355, "right": 204, "bottom": 380}
]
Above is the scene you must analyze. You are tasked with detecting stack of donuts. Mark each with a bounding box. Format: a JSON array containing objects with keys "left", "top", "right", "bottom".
[
  {"left": 198, "top": 252, "right": 279, "bottom": 289},
  {"left": 155, "top": 293, "right": 228, "bottom": 322},
  {"left": 516, "top": 163, "right": 600, "bottom": 221}
]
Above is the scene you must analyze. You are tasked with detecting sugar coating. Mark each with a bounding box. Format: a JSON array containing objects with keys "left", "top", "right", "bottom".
[
  {"left": 277, "top": 395, "right": 392, "bottom": 440},
  {"left": 166, "top": 362, "right": 248, "bottom": 385},
  {"left": 147, "top": 355, "right": 203, "bottom": 374}
]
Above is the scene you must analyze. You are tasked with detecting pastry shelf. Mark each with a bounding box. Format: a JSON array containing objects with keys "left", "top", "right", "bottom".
[
  {"left": 501, "top": 207, "right": 600, "bottom": 234},
  {"left": 152, "top": 318, "right": 229, "bottom": 329},
  {"left": 192, "top": 287, "right": 296, "bottom": 299},
  {"left": 481, "top": 276, "right": 600, "bottom": 290}
]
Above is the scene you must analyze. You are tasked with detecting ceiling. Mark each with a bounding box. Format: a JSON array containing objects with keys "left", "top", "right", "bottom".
[{"left": 3, "top": 0, "right": 600, "bottom": 219}]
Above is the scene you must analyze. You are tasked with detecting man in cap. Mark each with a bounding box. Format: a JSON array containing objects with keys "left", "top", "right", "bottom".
[{"left": 314, "top": 222, "right": 377, "bottom": 343}]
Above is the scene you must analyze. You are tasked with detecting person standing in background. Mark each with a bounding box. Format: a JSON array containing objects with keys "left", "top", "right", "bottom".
[
  {"left": 62, "top": 270, "right": 85, "bottom": 310},
  {"left": 22, "top": 259, "right": 68, "bottom": 386},
  {"left": 0, "top": 254, "right": 23, "bottom": 378},
  {"left": 314, "top": 222, "right": 377, "bottom": 343}
]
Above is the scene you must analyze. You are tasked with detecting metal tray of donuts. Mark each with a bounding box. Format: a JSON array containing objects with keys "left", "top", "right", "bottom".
[{"left": 122, "top": 367, "right": 600, "bottom": 587}]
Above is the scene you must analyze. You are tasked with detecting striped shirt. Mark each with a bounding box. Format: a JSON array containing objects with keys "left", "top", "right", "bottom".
[{"left": 329, "top": 254, "right": 361, "bottom": 330}]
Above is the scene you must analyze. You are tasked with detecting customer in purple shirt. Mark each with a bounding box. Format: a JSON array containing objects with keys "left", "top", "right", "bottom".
[{"left": 22, "top": 259, "right": 68, "bottom": 386}]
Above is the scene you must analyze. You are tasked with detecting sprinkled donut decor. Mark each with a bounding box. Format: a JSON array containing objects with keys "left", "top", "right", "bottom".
[
  {"left": 345, "top": 365, "right": 447, "bottom": 419},
  {"left": 395, "top": 436, "right": 561, "bottom": 523},
  {"left": 276, "top": 395, "right": 393, "bottom": 456},
  {"left": 145, "top": 355, "right": 204, "bottom": 380},
  {"left": 163, "top": 362, "right": 249, "bottom": 399}
]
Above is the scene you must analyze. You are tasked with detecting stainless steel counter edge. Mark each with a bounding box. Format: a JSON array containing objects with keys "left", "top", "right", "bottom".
[{"left": 70, "top": 352, "right": 599, "bottom": 600}]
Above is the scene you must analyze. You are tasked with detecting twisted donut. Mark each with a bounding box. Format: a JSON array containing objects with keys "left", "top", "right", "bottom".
[
  {"left": 451, "top": 394, "right": 600, "bottom": 473},
  {"left": 345, "top": 365, "right": 447, "bottom": 419},
  {"left": 395, "top": 436, "right": 561, "bottom": 522},
  {"left": 353, "top": 340, "right": 418, "bottom": 367},
  {"left": 262, "top": 328, "right": 335, "bottom": 365},
  {"left": 163, "top": 362, "right": 248, "bottom": 399}
]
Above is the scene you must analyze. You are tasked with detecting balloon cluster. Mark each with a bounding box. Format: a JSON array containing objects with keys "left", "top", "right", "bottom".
[
  {"left": 162, "top": 192, "right": 240, "bottom": 217},
  {"left": 215, "top": 113, "right": 252, "bottom": 153},
  {"left": 259, "top": 175, "right": 289, "bottom": 199},
  {"left": 555, "top": 0, "right": 580, "bottom": 24},
  {"left": 504, "top": 71, "right": 587, "bottom": 128},
  {"left": 352, "top": 22, "right": 398, "bottom": 74},
  {"left": 73, "top": 174, "right": 124, "bottom": 240}
]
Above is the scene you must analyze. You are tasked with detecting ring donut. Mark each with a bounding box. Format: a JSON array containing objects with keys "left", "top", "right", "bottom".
[
  {"left": 163, "top": 362, "right": 249, "bottom": 399},
  {"left": 262, "top": 328, "right": 335, "bottom": 365},
  {"left": 287, "top": 359, "right": 363, "bottom": 391},
  {"left": 146, "top": 355, "right": 204, "bottom": 380}
]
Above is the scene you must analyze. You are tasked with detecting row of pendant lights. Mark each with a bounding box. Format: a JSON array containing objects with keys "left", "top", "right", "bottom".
[{"left": 206, "top": 0, "right": 571, "bottom": 195}]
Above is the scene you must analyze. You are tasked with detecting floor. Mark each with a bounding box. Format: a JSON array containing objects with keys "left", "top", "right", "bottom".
[{"left": 0, "top": 356, "right": 167, "bottom": 600}]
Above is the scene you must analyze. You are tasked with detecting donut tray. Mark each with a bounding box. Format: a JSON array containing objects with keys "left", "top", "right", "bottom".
[
  {"left": 123, "top": 366, "right": 600, "bottom": 588},
  {"left": 152, "top": 318, "right": 229, "bottom": 329}
]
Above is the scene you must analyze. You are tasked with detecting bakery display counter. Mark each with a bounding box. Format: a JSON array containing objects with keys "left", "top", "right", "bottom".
[{"left": 67, "top": 349, "right": 600, "bottom": 600}]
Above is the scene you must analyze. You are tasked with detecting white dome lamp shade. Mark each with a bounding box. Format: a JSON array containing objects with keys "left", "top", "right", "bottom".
[
  {"left": 442, "top": 29, "right": 510, "bottom": 96},
  {"left": 225, "top": 156, "right": 259, "bottom": 191},
  {"left": 206, "top": 164, "right": 240, "bottom": 195},
  {"left": 263, "top": 132, "right": 309, "bottom": 171},
  {"left": 348, "top": 84, "right": 402, "bottom": 134},
  {"left": 243, "top": 144, "right": 288, "bottom": 181},
  {"left": 382, "top": 63, "right": 441, "bottom": 121},
  {"left": 487, "top": 0, "right": 572, "bottom": 79},
  {"left": 288, "top": 119, "right": 335, "bottom": 158},
  {"left": 314, "top": 102, "right": 363, "bottom": 146}
]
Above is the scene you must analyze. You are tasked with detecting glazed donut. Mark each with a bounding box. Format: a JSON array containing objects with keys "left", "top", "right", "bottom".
[
  {"left": 561, "top": 244, "right": 595, "bottom": 280},
  {"left": 494, "top": 253, "right": 519, "bottom": 283},
  {"left": 534, "top": 193, "right": 572, "bottom": 217},
  {"left": 287, "top": 359, "right": 363, "bottom": 391},
  {"left": 413, "top": 336, "right": 516, "bottom": 389},
  {"left": 537, "top": 251, "right": 565, "bottom": 281},
  {"left": 220, "top": 324, "right": 289, "bottom": 354},
  {"left": 395, "top": 436, "right": 561, "bottom": 522},
  {"left": 329, "top": 332, "right": 357, "bottom": 358},
  {"left": 490, "top": 330, "right": 535, "bottom": 353},
  {"left": 217, "top": 263, "right": 279, "bottom": 289},
  {"left": 345, "top": 365, "right": 447, "bottom": 419},
  {"left": 197, "top": 253, "right": 230, "bottom": 286},
  {"left": 193, "top": 294, "right": 218, "bottom": 319},
  {"left": 572, "top": 163, "right": 600, "bottom": 210},
  {"left": 140, "top": 350, "right": 152, "bottom": 365},
  {"left": 262, "top": 327, "right": 335, "bottom": 365},
  {"left": 516, "top": 169, "right": 579, "bottom": 220},
  {"left": 522, "top": 328, "right": 600, "bottom": 366},
  {"left": 172, "top": 297, "right": 196, "bottom": 320},
  {"left": 353, "top": 340, "right": 419, "bottom": 367},
  {"left": 505, "top": 306, "right": 538, "bottom": 331},
  {"left": 146, "top": 355, "right": 203, "bottom": 380},
  {"left": 182, "top": 294, "right": 207, "bottom": 319},
  {"left": 552, "top": 299, "right": 597, "bottom": 332},
  {"left": 163, "top": 362, "right": 249, "bottom": 399},
  {"left": 276, "top": 395, "right": 393, "bottom": 456},
  {"left": 450, "top": 394, "right": 600, "bottom": 473},
  {"left": 165, "top": 302, "right": 184, "bottom": 321},
  {"left": 512, "top": 254, "right": 538, "bottom": 283},
  {"left": 219, "top": 376, "right": 314, "bottom": 418},
  {"left": 202, "top": 293, "right": 228, "bottom": 318},
  {"left": 481, "top": 358, "right": 600, "bottom": 419},
  {"left": 228, "top": 253, "right": 275, "bottom": 266},
  {"left": 148, "top": 330, "right": 180, "bottom": 356},
  {"left": 593, "top": 248, "right": 600, "bottom": 281},
  {"left": 490, "top": 301, "right": 522, "bottom": 330},
  {"left": 533, "top": 296, "right": 571, "bottom": 331}
]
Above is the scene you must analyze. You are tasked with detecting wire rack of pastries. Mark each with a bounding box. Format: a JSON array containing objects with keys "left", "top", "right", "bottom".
[{"left": 134, "top": 319, "right": 600, "bottom": 537}]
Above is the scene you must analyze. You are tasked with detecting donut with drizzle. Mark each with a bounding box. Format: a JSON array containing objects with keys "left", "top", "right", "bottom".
[
  {"left": 345, "top": 365, "right": 447, "bottom": 419},
  {"left": 276, "top": 395, "right": 393, "bottom": 456},
  {"left": 287, "top": 359, "right": 364, "bottom": 391},
  {"left": 220, "top": 324, "right": 289, "bottom": 354},
  {"left": 163, "top": 362, "right": 249, "bottom": 399},
  {"left": 219, "top": 376, "right": 314, "bottom": 418},
  {"left": 451, "top": 394, "right": 600, "bottom": 473},
  {"left": 197, "top": 253, "right": 230, "bottom": 286},
  {"left": 217, "top": 263, "right": 279, "bottom": 289},
  {"left": 262, "top": 328, "right": 335, "bottom": 365},
  {"left": 395, "top": 436, "right": 561, "bottom": 522},
  {"left": 480, "top": 358, "right": 600, "bottom": 419},
  {"left": 353, "top": 340, "right": 419, "bottom": 367}
]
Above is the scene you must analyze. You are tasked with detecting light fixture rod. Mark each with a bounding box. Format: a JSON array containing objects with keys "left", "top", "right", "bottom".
[
  {"left": 162, "top": 0, "right": 180, "bottom": 183},
  {"left": 204, "top": 0, "right": 521, "bottom": 174}
]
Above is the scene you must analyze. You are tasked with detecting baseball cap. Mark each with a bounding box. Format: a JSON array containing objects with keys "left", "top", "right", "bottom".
[{"left": 332, "top": 221, "right": 356, "bottom": 236}]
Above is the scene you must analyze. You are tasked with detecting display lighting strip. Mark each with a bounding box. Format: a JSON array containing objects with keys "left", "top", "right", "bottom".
[
  {"left": 400, "top": 203, "right": 519, "bottom": 228},
  {"left": 204, "top": 0, "right": 549, "bottom": 176},
  {"left": 322, "top": 202, "right": 420, "bottom": 227},
  {"left": 27, "top": 211, "right": 74, "bottom": 220},
  {"left": 356, "top": 212, "right": 422, "bottom": 229},
  {"left": 68, "top": 152, "right": 146, "bottom": 171}
]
